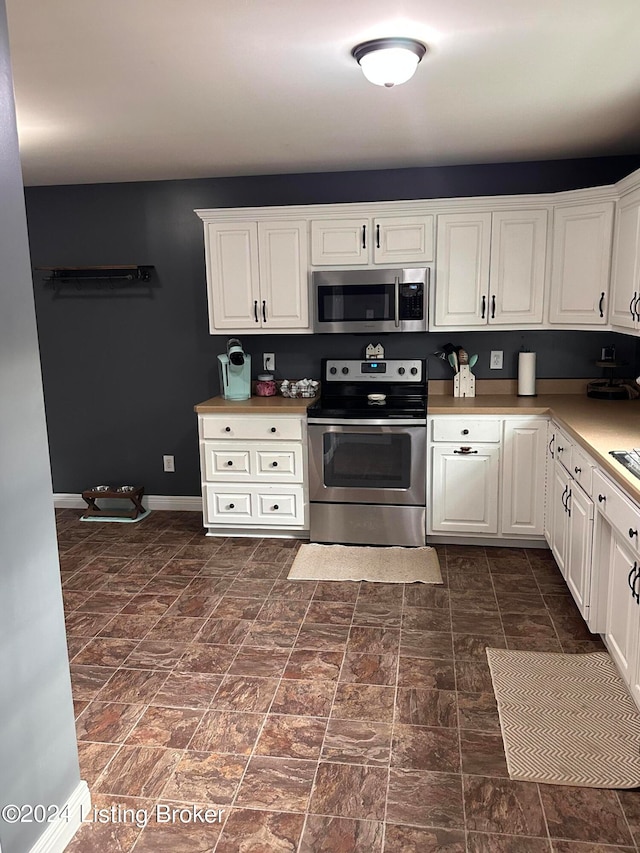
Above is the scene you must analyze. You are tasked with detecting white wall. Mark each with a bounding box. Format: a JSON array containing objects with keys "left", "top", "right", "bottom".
[{"left": 0, "top": 1, "right": 81, "bottom": 850}]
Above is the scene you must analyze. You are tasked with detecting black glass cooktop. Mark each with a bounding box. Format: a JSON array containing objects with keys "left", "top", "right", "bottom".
[
  {"left": 307, "top": 395, "right": 427, "bottom": 419},
  {"left": 610, "top": 450, "right": 640, "bottom": 480}
]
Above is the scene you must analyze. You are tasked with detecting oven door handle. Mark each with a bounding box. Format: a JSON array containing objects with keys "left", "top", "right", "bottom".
[
  {"left": 307, "top": 417, "right": 427, "bottom": 427},
  {"left": 394, "top": 276, "right": 400, "bottom": 328}
]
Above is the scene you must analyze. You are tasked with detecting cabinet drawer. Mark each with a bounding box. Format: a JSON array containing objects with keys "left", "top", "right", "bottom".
[
  {"left": 202, "top": 442, "right": 303, "bottom": 482},
  {"left": 553, "top": 426, "right": 573, "bottom": 473},
  {"left": 255, "top": 446, "right": 303, "bottom": 480},
  {"left": 430, "top": 417, "right": 501, "bottom": 443},
  {"left": 205, "top": 487, "right": 253, "bottom": 523},
  {"left": 204, "top": 484, "right": 304, "bottom": 526},
  {"left": 203, "top": 445, "right": 251, "bottom": 479},
  {"left": 200, "top": 415, "right": 303, "bottom": 441},
  {"left": 593, "top": 469, "right": 640, "bottom": 556},
  {"left": 570, "top": 444, "right": 595, "bottom": 496},
  {"left": 254, "top": 487, "right": 305, "bottom": 525}
]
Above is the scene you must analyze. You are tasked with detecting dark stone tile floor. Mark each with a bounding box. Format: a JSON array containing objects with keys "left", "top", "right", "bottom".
[{"left": 56, "top": 510, "right": 638, "bottom": 852}]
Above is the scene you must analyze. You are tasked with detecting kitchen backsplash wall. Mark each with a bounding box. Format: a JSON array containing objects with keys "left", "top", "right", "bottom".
[{"left": 25, "top": 155, "right": 640, "bottom": 497}]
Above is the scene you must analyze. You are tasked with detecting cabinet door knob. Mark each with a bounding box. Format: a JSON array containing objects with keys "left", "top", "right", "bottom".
[
  {"left": 271, "top": 461, "right": 278, "bottom": 467},
  {"left": 557, "top": 446, "right": 564, "bottom": 454},
  {"left": 574, "top": 466, "right": 581, "bottom": 475},
  {"left": 630, "top": 528, "right": 638, "bottom": 539},
  {"left": 598, "top": 494, "right": 606, "bottom": 503},
  {"left": 227, "top": 460, "right": 233, "bottom": 466},
  {"left": 228, "top": 503, "right": 235, "bottom": 509},
  {"left": 225, "top": 426, "right": 231, "bottom": 432},
  {"left": 272, "top": 504, "right": 279, "bottom": 511},
  {"left": 270, "top": 427, "right": 277, "bottom": 433},
  {"left": 462, "top": 429, "right": 469, "bottom": 435}
]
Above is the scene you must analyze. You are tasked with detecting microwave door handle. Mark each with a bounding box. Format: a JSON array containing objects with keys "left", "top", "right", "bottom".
[{"left": 394, "top": 276, "right": 400, "bottom": 327}]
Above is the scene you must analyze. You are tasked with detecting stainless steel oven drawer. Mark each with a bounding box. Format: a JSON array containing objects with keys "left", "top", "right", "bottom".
[{"left": 310, "top": 503, "right": 426, "bottom": 547}]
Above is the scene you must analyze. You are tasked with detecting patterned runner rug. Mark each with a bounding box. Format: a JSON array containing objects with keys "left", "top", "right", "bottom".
[
  {"left": 287, "top": 543, "right": 442, "bottom": 584},
  {"left": 486, "top": 648, "right": 640, "bottom": 788}
]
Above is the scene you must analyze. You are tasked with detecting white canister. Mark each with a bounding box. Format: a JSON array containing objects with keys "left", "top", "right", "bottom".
[{"left": 518, "top": 351, "right": 537, "bottom": 397}]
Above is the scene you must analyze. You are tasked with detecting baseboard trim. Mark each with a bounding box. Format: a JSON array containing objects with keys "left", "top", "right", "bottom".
[
  {"left": 427, "top": 535, "right": 549, "bottom": 549},
  {"left": 28, "top": 780, "right": 91, "bottom": 853},
  {"left": 54, "top": 493, "right": 202, "bottom": 512}
]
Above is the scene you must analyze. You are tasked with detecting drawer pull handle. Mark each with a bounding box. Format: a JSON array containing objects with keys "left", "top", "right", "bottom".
[
  {"left": 454, "top": 447, "right": 478, "bottom": 455},
  {"left": 228, "top": 503, "right": 235, "bottom": 509},
  {"left": 599, "top": 291, "right": 605, "bottom": 318},
  {"left": 598, "top": 494, "right": 606, "bottom": 503},
  {"left": 270, "top": 427, "right": 277, "bottom": 433},
  {"left": 629, "top": 563, "right": 640, "bottom": 603},
  {"left": 272, "top": 504, "right": 279, "bottom": 511},
  {"left": 227, "top": 460, "right": 233, "bottom": 466},
  {"left": 225, "top": 426, "right": 231, "bottom": 432},
  {"left": 462, "top": 429, "right": 469, "bottom": 435},
  {"left": 630, "top": 528, "right": 638, "bottom": 539},
  {"left": 548, "top": 435, "right": 555, "bottom": 459},
  {"left": 271, "top": 461, "right": 278, "bottom": 467},
  {"left": 574, "top": 466, "right": 581, "bottom": 475}
]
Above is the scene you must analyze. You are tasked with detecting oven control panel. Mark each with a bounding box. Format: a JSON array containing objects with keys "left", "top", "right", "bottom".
[{"left": 324, "top": 359, "right": 423, "bottom": 382}]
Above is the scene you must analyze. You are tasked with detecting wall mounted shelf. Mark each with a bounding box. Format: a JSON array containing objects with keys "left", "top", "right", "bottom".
[
  {"left": 36, "top": 265, "right": 155, "bottom": 297},
  {"left": 38, "top": 265, "right": 154, "bottom": 285}
]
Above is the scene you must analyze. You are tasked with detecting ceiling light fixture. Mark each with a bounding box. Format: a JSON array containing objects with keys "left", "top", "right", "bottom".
[{"left": 352, "top": 37, "right": 427, "bottom": 88}]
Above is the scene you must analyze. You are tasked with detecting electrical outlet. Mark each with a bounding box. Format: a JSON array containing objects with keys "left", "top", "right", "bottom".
[
  {"left": 263, "top": 353, "right": 275, "bottom": 372},
  {"left": 490, "top": 350, "right": 503, "bottom": 370},
  {"left": 163, "top": 455, "right": 175, "bottom": 472}
]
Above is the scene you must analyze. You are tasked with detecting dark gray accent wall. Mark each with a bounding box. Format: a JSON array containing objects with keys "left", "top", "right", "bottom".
[
  {"left": 0, "top": 1, "right": 80, "bottom": 850},
  {"left": 25, "top": 157, "right": 640, "bottom": 497}
]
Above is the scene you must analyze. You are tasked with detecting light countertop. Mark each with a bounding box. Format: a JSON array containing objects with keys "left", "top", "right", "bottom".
[{"left": 194, "top": 395, "right": 311, "bottom": 414}]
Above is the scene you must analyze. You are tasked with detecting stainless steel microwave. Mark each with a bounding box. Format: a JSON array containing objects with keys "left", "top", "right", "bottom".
[{"left": 312, "top": 267, "right": 429, "bottom": 333}]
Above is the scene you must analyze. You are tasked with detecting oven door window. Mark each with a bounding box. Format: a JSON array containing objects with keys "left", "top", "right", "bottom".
[
  {"left": 317, "top": 284, "right": 395, "bottom": 323},
  {"left": 323, "top": 432, "right": 411, "bottom": 490}
]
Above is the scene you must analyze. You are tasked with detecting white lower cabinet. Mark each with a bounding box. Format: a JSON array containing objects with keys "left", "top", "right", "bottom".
[
  {"left": 501, "top": 419, "right": 547, "bottom": 537},
  {"left": 428, "top": 415, "right": 546, "bottom": 541},
  {"left": 198, "top": 413, "right": 307, "bottom": 535},
  {"left": 592, "top": 468, "right": 640, "bottom": 707},
  {"left": 545, "top": 421, "right": 595, "bottom": 621},
  {"left": 431, "top": 444, "right": 500, "bottom": 533}
]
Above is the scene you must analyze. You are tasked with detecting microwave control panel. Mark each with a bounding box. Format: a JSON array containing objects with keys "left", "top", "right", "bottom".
[{"left": 399, "top": 283, "right": 424, "bottom": 320}]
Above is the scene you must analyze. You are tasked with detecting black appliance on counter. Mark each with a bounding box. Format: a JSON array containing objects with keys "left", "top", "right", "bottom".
[{"left": 307, "top": 358, "right": 427, "bottom": 547}]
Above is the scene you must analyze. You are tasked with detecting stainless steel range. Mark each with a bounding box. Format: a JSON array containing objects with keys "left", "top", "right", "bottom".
[{"left": 307, "top": 358, "right": 427, "bottom": 547}]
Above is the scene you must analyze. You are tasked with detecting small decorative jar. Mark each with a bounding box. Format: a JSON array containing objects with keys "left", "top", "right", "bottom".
[{"left": 255, "top": 373, "right": 277, "bottom": 396}]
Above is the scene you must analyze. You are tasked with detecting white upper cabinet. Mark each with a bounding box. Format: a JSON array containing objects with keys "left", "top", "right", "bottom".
[
  {"left": 490, "top": 210, "right": 547, "bottom": 325},
  {"left": 205, "top": 220, "right": 308, "bottom": 334},
  {"left": 549, "top": 202, "right": 614, "bottom": 325},
  {"left": 434, "top": 213, "right": 491, "bottom": 327},
  {"left": 434, "top": 210, "right": 547, "bottom": 328},
  {"left": 610, "top": 187, "right": 640, "bottom": 332},
  {"left": 310, "top": 215, "right": 434, "bottom": 266}
]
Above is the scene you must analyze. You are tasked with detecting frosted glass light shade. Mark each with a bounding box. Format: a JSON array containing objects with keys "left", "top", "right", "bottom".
[{"left": 352, "top": 38, "right": 427, "bottom": 88}]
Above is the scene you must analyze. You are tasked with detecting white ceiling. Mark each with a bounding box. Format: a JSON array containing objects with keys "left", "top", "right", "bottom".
[{"left": 6, "top": 0, "right": 640, "bottom": 186}]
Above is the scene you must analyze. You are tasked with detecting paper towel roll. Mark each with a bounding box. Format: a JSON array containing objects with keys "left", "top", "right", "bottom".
[{"left": 518, "top": 351, "right": 536, "bottom": 396}]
